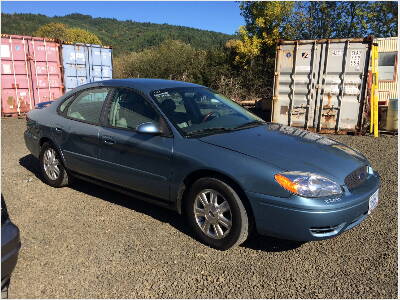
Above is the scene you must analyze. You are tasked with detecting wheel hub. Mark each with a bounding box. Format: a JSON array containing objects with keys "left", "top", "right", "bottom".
[
  {"left": 205, "top": 206, "right": 219, "bottom": 224},
  {"left": 193, "top": 189, "right": 233, "bottom": 240}
]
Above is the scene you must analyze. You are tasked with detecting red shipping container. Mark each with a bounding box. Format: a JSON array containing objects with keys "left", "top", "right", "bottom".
[{"left": 1, "top": 34, "right": 64, "bottom": 116}]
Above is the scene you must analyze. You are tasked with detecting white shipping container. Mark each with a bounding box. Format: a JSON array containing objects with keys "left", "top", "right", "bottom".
[{"left": 272, "top": 38, "right": 373, "bottom": 133}]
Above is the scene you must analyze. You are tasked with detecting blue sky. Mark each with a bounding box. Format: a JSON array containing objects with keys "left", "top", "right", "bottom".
[{"left": 2, "top": 1, "right": 244, "bottom": 34}]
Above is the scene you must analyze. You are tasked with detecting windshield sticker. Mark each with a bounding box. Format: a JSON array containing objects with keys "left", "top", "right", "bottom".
[{"left": 154, "top": 91, "right": 170, "bottom": 98}]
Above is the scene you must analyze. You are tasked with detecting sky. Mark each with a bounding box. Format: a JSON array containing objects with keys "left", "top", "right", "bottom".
[{"left": 1, "top": 1, "right": 244, "bottom": 34}]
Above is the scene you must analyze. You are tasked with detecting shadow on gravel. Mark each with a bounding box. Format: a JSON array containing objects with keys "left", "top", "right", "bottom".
[
  {"left": 241, "top": 235, "right": 304, "bottom": 252},
  {"left": 19, "top": 153, "right": 303, "bottom": 253},
  {"left": 19, "top": 154, "right": 42, "bottom": 180}
]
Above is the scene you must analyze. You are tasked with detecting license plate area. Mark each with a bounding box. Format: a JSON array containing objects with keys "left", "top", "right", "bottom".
[{"left": 368, "top": 189, "right": 379, "bottom": 214}]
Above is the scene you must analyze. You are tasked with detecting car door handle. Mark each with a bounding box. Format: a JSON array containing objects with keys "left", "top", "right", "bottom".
[
  {"left": 102, "top": 136, "right": 116, "bottom": 145},
  {"left": 54, "top": 127, "right": 63, "bottom": 133}
]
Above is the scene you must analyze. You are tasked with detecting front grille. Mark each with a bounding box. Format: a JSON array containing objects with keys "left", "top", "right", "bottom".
[{"left": 345, "top": 166, "right": 368, "bottom": 190}]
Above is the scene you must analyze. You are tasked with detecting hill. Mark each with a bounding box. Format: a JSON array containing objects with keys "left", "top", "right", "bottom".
[{"left": 1, "top": 13, "right": 234, "bottom": 55}]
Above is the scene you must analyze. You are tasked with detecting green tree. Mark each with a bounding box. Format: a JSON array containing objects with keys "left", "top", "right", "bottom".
[
  {"left": 3, "top": 13, "right": 232, "bottom": 56},
  {"left": 292, "top": 1, "right": 398, "bottom": 39},
  {"left": 114, "top": 40, "right": 206, "bottom": 83},
  {"left": 368, "top": 1, "right": 398, "bottom": 37}
]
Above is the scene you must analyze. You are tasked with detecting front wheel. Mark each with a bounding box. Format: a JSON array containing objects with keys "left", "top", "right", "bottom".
[
  {"left": 185, "top": 178, "right": 249, "bottom": 250},
  {"left": 39, "top": 142, "right": 70, "bottom": 188}
]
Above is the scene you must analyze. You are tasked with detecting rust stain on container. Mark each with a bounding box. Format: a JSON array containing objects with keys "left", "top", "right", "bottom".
[
  {"left": 1, "top": 34, "right": 64, "bottom": 116},
  {"left": 272, "top": 38, "right": 372, "bottom": 133}
]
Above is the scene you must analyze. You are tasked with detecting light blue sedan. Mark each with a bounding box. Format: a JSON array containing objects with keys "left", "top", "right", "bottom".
[{"left": 24, "top": 79, "right": 380, "bottom": 250}]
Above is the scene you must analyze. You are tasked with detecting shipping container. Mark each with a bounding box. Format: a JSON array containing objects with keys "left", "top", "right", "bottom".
[
  {"left": 1, "top": 34, "right": 64, "bottom": 116},
  {"left": 272, "top": 38, "right": 373, "bottom": 133},
  {"left": 61, "top": 43, "right": 112, "bottom": 92}
]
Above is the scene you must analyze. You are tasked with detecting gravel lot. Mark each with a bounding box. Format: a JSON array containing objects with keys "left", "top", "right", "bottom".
[{"left": 1, "top": 118, "right": 397, "bottom": 298}]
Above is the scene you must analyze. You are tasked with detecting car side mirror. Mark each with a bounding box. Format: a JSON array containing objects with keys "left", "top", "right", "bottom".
[{"left": 136, "top": 122, "right": 162, "bottom": 135}]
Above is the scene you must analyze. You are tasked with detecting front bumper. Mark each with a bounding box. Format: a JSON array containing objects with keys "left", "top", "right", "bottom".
[
  {"left": 1, "top": 220, "right": 21, "bottom": 288},
  {"left": 247, "top": 174, "right": 380, "bottom": 241}
]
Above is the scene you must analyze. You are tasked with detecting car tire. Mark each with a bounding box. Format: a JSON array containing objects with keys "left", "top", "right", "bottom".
[
  {"left": 39, "top": 142, "right": 69, "bottom": 188},
  {"left": 1, "top": 282, "right": 9, "bottom": 299},
  {"left": 185, "top": 177, "right": 249, "bottom": 250}
]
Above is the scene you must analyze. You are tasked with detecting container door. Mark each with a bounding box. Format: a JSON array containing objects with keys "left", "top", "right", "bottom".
[
  {"left": 273, "top": 43, "right": 319, "bottom": 129},
  {"left": 61, "top": 44, "right": 89, "bottom": 92},
  {"left": 28, "top": 39, "right": 63, "bottom": 105},
  {"left": 87, "top": 45, "right": 112, "bottom": 82},
  {"left": 1, "top": 36, "right": 34, "bottom": 115},
  {"left": 273, "top": 40, "right": 370, "bottom": 132},
  {"left": 314, "top": 41, "right": 369, "bottom": 131}
]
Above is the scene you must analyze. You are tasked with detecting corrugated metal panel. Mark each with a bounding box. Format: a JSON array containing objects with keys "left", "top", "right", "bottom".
[
  {"left": 1, "top": 35, "right": 34, "bottom": 115},
  {"left": 61, "top": 44, "right": 89, "bottom": 91},
  {"left": 61, "top": 43, "right": 112, "bottom": 91},
  {"left": 378, "top": 81, "right": 397, "bottom": 101},
  {"left": 272, "top": 38, "right": 372, "bottom": 133},
  {"left": 1, "top": 34, "right": 63, "bottom": 116},
  {"left": 87, "top": 45, "right": 112, "bottom": 82},
  {"left": 28, "top": 37, "right": 64, "bottom": 104},
  {"left": 376, "top": 37, "right": 398, "bottom": 53}
]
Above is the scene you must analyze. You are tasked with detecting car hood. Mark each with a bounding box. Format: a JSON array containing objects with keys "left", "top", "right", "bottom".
[{"left": 199, "top": 123, "right": 368, "bottom": 183}]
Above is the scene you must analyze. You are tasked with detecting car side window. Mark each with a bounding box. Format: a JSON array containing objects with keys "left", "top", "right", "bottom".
[
  {"left": 66, "top": 88, "right": 110, "bottom": 124},
  {"left": 108, "top": 88, "right": 160, "bottom": 130},
  {"left": 59, "top": 95, "right": 75, "bottom": 113}
]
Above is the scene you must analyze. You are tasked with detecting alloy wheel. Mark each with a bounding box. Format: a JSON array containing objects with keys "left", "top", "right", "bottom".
[
  {"left": 193, "top": 189, "right": 232, "bottom": 239},
  {"left": 43, "top": 148, "right": 60, "bottom": 180}
]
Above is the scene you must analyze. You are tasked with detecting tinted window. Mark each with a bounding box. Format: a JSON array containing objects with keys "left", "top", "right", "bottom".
[
  {"left": 59, "top": 95, "right": 74, "bottom": 113},
  {"left": 66, "top": 88, "right": 109, "bottom": 124},
  {"left": 108, "top": 88, "right": 159, "bottom": 130},
  {"left": 378, "top": 52, "right": 397, "bottom": 80},
  {"left": 151, "top": 87, "right": 263, "bottom": 136}
]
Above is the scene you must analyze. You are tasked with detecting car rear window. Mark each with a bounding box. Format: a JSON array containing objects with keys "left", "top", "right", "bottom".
[{"left": 66, "top": 88, "right": 110, "bottom": 124}]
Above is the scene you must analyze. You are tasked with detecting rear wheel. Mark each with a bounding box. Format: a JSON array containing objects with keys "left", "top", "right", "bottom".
[
  {"left": 185, "top": 178, "right": 249, "bottom": 250},
  {"left": 2, "top": 279, "right": 9, "bottom": 299},
  {"left": 39, "top": 142, "right": 70, "bottom": 187}
]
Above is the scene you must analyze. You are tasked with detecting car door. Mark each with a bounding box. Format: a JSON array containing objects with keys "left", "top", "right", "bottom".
[
  {"left": 53, "top": 87, "right": 111, "bottom": 178},
  {"left": 97, "top": 87, "right": 173, "bottom": 201}
]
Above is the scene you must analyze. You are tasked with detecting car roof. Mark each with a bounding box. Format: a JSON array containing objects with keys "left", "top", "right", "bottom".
[{"left": 88, "top": 78, "right": 204, "bottom": 94}]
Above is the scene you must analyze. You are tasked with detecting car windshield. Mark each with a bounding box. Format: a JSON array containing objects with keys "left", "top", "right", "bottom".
[{"left": 151, "top": 87, "right": 264, "bottom": 136}]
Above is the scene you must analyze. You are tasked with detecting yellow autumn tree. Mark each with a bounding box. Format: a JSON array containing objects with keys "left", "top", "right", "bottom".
[
  {"left": 34, "top": 23, "right": 102, "bottom": 45},
  {"left": 233, "top": 1, "right": 296, "bottom": 66},
  {"left": 34, "top": 23, "right": 69, "bottom": 41},
  {"left": 66, "top": 27, "right": 102, "bottom": 45}
]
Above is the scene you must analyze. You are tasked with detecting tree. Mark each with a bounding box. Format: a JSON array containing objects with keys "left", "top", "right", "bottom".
[
  {"left": 114, "top": 40, "right": 206, "bottom": 83},
  {"left": 34, "top": 22, "right": 102, "bottom": 44},
  {"left": 368, "top": 1, "right": 398, "bottom": 37},
  {"left": 34, "top": 22, "right": 69, "bottom": 40},
  {"left": 4, "top": 13, "right": 232, "bottom": 56},
  {"left": 65, "top": 27, "right": 102, "bottom": 45},
  {"left": 290, "top": 1, "right": 398, "bottom": 39},
  {"left": 236, "top": 1, "right": 296, "bottom": 63}
]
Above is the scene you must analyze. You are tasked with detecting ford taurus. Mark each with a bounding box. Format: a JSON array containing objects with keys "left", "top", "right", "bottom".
[{"left": 24, "top": 79, "right": 380, "bottom": 250}]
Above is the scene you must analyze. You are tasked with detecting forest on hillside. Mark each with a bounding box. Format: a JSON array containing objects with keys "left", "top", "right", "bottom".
[
  {"left": 1, "top": 1, "right": 398, "bottom": 103},
  {"left": 1, "top": 13, "right": 233, "bottom": 55}
]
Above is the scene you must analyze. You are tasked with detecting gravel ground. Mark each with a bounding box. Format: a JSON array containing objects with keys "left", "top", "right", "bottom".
[{"left": 1, "top": 118, "right": 398, "bottom": 298}]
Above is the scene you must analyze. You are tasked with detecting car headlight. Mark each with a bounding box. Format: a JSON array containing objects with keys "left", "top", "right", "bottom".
[{"left": 274, "top": 171, "right": 342, "bottom": 198}]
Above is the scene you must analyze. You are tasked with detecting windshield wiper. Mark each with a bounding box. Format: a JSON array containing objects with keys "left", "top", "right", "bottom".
[
  {"left": 186, "top": 127, "right": 233, "bottom": 137},
  {"left": 234, "top": 120, "right": 265, "bottom": 130}
]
